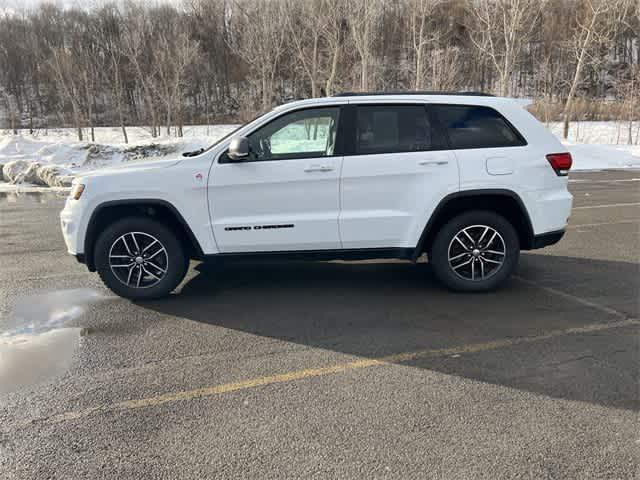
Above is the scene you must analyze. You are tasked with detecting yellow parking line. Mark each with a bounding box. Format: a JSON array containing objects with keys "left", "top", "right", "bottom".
[{"left": 39, "top": 317, "right": 639, "bottom": 426}]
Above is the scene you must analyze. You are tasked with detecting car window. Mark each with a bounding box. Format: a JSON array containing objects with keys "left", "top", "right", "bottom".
[
  {"left": 248, "top": 107, "right": 340, "bottom": 161},
  {"left": 431, "top": 105, "right": 526, "bottom": 149},
  {"left": 355, "top": 105, "right": 440, "bottom": 155}
]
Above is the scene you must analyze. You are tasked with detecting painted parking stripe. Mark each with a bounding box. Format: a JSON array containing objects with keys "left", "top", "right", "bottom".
[
  {"left": 27, "top": 317, "right": 638, "bottom": 427},
  {"left": 568, "top": 220, "right": 639, "bottom": 229},
  {"left": 569, "top": 178, "right": 640, "bottom": 183},
  {"left": 513, "top": 276, "right": 626, "bottom": 318},
  {"left": 573, "top": 202, "right": 640, "bottom": 210}
]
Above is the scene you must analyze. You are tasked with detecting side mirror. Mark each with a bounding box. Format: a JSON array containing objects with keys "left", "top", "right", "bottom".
[{"left": 227, "top": 137, "right": 250, "bottom": 161}]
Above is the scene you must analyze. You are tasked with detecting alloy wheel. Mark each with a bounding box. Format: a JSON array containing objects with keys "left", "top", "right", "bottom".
[
  {"left": 447, "top": 225, "right": 506, "bottom": 281},
  {"left": 108, "top": 232, "right": 168, "bottom": 289}
]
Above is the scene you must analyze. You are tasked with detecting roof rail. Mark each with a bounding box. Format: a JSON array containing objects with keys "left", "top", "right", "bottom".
[{"left": 332, "top": 91, "right": 495, "bottom": 97}]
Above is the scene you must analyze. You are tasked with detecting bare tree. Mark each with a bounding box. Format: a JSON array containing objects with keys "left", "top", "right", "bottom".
[
  {"left": 228, "top": 0, "right": 286, "bottom": 111},
  {"left": 346, "top": 0, "right": 382, "bottom": 91},
  {"left": 153, "top": 26, "right": 199, "bottom": 136},
  {"left": 0, "top": 0, "right": 638, "bottom": 130},
  {"left": 320, "top": 0, "right": 347, "bottom": 96},
  {"left": 49, "top": 47, "right": 85, "bottom": 140},
  {"left": 282, "top": 0, "right": 324, "bottom": 97},
  {"left": 97, "top": 6, "right": 130, "bottom": 143},
  {"left": 430, "top": 47, "right": 464, "bottom": 91},
  {"left": 123, "top": 6, "right": 159, "bottom": 137},
  {"left": 467, "top": 0, "right": 545, "bottom": 97},
  {"left": 561, "top": 0, "right": 628, "bottom": 138},
  {"left": 408, "top": 0, "right": 443, "bottom": 90},
  {"left": 1, "top": 92, "right": 18, "bottom": 134}
]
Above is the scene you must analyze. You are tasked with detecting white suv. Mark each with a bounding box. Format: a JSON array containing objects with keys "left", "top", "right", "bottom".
[{"left": 60, "top": 92, "right": 573, "bottom": 299}]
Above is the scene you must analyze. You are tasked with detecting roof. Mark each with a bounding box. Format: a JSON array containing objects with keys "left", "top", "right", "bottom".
[
  {"left": 273, "top": 93, "right": 510, "bottom": 112},
  {"left": 333, "top": 91, "right": 494, "bottom": 97}
]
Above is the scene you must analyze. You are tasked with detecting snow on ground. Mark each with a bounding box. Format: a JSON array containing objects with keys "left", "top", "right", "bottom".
[
  {"left": 546, "top": 121, "right": 640, "bottom": 171},
  {"left": 0, "top": 121, "right": 638, "bottom": 191}
]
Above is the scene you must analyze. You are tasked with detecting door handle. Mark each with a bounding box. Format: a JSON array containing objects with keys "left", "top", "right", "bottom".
[
  {"left": 304, "top": 165, "right": 334, "bottom": 172},
  {"left": 418, "top": 160, "right": 449, "bottom": 166}
]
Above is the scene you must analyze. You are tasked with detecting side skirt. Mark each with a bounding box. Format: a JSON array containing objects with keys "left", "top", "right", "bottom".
[{"left": 203, "top": 247, "right": 416, "bottom": 264}]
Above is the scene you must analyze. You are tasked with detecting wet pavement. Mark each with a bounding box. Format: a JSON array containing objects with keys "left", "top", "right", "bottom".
[
  {"left": 0, "top": 170, "right": 638, "bottom": 479},
  {"left": 0, "top": 289, "right": 106, "bottom": 394}
]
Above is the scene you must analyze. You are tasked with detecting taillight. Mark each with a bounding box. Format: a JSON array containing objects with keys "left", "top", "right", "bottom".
[{"left": 546, "top": 153, "right": 572, "bottom": 176}]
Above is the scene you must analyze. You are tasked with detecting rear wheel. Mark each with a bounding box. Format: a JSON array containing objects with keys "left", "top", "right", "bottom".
[
  {"left": 429, "top": 210, "right": 519, "bottom": 292},
  {"left": 94, "top": 217, "right": 188, "bottom": 299}
]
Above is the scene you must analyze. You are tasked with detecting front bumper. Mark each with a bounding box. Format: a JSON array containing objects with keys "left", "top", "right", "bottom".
[
  {"left": 59, "top": 197, "right": 83, "bottom": 255},
  {"left": 531, "top": 229, "right": 565, "bottom": 249}
]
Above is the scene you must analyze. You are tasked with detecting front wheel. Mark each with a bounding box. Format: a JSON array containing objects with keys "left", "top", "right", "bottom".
[
  {"left": 429, "top": 211, "right": 519, "bottom": 292},
  {"left": 94, "top": 217, "right": 188, "bottom": 300}
]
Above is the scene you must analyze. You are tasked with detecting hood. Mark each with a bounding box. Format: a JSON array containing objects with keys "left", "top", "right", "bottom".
[{"left": 78, "top": 157, "right": 183, "bottom": 179}]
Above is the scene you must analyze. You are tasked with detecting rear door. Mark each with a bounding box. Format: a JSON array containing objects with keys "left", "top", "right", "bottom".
[
  {"left": 339, "top": 103, "right": 459, "bottom": 249},
  {"left": 209, "top": 106, "right": 343, "bottom": 252}
]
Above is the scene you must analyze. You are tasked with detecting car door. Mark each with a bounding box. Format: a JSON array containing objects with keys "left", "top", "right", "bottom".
[
  {"left": 209, "top": 106, "right": 343, "bottom": 253},
  {"left": 339, "top": 103, "right": 459, "bottom": 249}
]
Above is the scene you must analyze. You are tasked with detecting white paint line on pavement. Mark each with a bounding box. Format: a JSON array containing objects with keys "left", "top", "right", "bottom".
[
  {"left": 569, "top": 178, "right": 640, "bottom": 183},
  {"left": 514, "top": 276, "right": 626, "bottom": 319},
  {"left": 568, "top": 220, "right": 640, "bottom": 229},
  {"left": 573, "top": 202, "right": 640, "bottom": 210}
]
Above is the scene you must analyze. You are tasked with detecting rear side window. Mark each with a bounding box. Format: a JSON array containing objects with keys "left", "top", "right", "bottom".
[
  {"left": 355, "top": 105, "right": 445, "bottom": 155},
  {"left": 431, "top": 105, "right": 526, "bottom": 149}
]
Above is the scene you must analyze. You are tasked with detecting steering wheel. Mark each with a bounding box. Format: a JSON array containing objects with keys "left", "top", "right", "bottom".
[{"left": 258, "top": 137, "right": 271, "bottom": 158}]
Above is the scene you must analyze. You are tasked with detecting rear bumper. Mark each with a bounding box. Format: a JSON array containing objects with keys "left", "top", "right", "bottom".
[
  {"left": 531, "top": 229, "right": 565, "bottom": 249},
  {"left": 525, "top": 188, "right": 573, "bottom": 235}
]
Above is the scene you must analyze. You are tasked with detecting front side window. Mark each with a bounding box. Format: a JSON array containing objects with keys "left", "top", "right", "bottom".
[
  {"left": 247, "top": 107, "right": 340, "bottom": 161},
  {"left": 355, "top": 105, "right": 442, "bottom": 155},
  {"left": 431, "top": 105, "right": 526, "bottom": 149}
]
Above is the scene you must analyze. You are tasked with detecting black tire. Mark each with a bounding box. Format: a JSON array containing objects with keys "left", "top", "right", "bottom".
[
  {"left": 94, "top": 217, "right": 188, "bottom": 300},
  {"left": 429, "top": 210, "right": 519, "bottom": 292}
]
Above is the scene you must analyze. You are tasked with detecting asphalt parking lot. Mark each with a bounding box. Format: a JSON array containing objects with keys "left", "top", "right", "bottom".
[{"left": 0, "top": 170, "right": 638, "bottom": 479}]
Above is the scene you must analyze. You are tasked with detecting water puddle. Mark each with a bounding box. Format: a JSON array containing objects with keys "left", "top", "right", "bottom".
[{"left": 0, "top": 289, "right": 106, "bottom": 394}]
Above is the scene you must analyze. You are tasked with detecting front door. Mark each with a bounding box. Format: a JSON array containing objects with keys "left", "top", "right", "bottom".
[{"left": 209, "top": 106, "right": 343, "bottom": 253}]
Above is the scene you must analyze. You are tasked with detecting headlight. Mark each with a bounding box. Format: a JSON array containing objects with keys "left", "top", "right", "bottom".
[{"left": 70, "top": 183, "right": 85, "bottom": 200}]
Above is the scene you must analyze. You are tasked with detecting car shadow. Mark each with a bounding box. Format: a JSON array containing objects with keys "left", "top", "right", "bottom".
[{"left": 141, "top": 254, "right": 639, "bottom": 411}]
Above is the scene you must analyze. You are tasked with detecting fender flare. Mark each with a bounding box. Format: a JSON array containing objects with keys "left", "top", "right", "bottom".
[
  {"left": 412, "top": 189, "right": 535, "bottom": 261},
  {"left": 83, "top": 199, "right": 204, "bottom": 271}
]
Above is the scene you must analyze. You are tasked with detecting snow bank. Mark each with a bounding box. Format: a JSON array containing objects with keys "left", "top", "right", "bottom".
[
  {"left": 565, "top": 144, "right": 640, "bottom": 171},
  {"left": 3, "top": 160, "right": 41, "bottom": 184},
  {"left": 546, "top": 121, "right": 638, "bottom": 145},
  {"left": 0, "top": 125, "right": 237, "bottom": 188}
]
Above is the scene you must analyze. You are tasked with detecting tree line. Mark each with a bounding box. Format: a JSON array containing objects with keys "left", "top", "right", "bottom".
[{"left": 0, "top": 0, "right": 638, "bottom": 142}]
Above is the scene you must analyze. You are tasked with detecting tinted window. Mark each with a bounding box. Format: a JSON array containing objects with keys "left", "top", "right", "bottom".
[
  {"left": 432, "top": 105, "right": 526, "bottom": 149},
  {"left": 247, "top": 107, "right": 340, "bottom": 161},
  {"left": 356, "top": 105, "right": 442, "bottom": 155}
]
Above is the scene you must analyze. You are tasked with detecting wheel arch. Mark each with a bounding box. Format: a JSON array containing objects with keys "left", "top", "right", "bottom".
[
  {"left": 83, "top": 199, "right": 204, "bottom": 271},
  {"left": 413, "top": 189, "right": 534, "bottom": 260}
]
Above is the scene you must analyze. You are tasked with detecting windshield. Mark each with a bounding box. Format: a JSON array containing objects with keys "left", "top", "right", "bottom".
[
  {"left": 183, "top": 111, "right": 269, "bottom": 157},
  {"left": 206, "top": 124, "right": 244, "bottom": 150}
]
